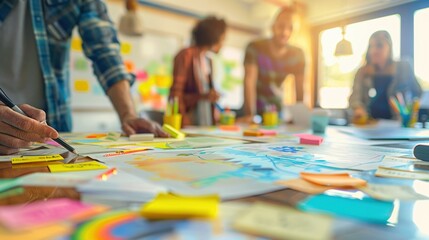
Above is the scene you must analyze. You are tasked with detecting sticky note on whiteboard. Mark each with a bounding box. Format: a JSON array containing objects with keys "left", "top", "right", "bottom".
[{"left": 74, "top": 80, "right": 90, "bottom": 92}]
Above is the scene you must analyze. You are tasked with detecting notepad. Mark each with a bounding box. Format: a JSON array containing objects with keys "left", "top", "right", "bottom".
[
  {"left": 295, "top": 134, "right": 324, "bottom": 145},
  {"left": 233, "top": 202, "right": 332, "bottom": 240},
  {"left": 48, "top": 161, "right": 107, "bottom": 173},
  {"left": 300, "top": 172, "right": 367, "bottom": 187},
  {"left": 129, "top": 134, "right": 155, "bottom": 141},
  {"left": 162, "top": 124, "right": 185, "bottom": 139},
  {"left": 140, "top": 193, "right": 219, "bottom": 220}
]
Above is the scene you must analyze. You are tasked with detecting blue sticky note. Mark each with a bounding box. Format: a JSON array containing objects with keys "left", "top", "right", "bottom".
[{"left": 298, "top": 194, "right": 394, "bottom": 223}]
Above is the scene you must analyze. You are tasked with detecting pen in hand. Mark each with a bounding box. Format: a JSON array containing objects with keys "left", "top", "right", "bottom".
[{"left": 0, "top": 88, "right": 76, "bottom": 154}]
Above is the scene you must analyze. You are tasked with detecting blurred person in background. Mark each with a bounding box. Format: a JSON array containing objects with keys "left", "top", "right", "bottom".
[
  {"left": 169, "top": 16, "right": 227, "bottom": 126},
  {"left": 349, "top": 30, "right": 422, "bottom": 122}
]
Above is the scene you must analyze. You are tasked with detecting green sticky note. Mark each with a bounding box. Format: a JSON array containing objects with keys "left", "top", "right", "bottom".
[{"left": 0, "top": 179, "right": 21, "bottom": 193}]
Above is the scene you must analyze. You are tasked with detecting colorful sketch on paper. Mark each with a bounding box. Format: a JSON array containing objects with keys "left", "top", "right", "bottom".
[{"left": 95, "top": 142, "right": 392, "bottom": 198}]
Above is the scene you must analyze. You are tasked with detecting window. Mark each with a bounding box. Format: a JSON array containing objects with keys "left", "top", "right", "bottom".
[
  {"left": 318, "top": 15, "right": 401, "bottom": 109},
  {"left": 414, "top": 8, "right": 429, "bottom": 90}
]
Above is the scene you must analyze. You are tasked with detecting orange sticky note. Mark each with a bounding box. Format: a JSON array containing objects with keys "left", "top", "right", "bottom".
[
  {"left": 243, "top": 129, "right": 263, "bottom": 137},
  {"left": 300, "top": 172, "right": 367, "bottom": 187},
  {"left": 124, "top": 60, "right": 135, "bottom": 73},
  {"left": 219, "top": 125, "right": 240, "bottom": 131},
  {"left": 277, "top": 178, "right": 333, "bottom": 194}
]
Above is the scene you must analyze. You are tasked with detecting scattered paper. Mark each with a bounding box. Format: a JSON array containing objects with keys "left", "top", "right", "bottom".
[
  {"left": 78, "top": 170, "right": 166, "bottom": 203},
  {"left": 277, "top": 178, "right": 333, "bottom": 194},
  {"left": 20, "top": 172, "right": 93, "bottom": 187},
  {"left": 380, "top": 156, "right": 420, "bottom": 168},
  {"left": 375, "top": 166, "right": 429, "bottom": 180},
  {"left": 141, "top": 193, "right": 219, "bottom": 220},
  {"left": 233, "top": 202, "right": 332, "bottom": 240},
  {"left": 300, "top": 172, "right": 367, "bottom": 187},
  {"left": 167, "top": 137, "right": 245, "bottom": 149},
  {"left": 359, "top": 184, "right": 429, "bottom": 201},
  {"left": 0, "top": 147, "right": 69, "bottom": 162},
  {"left": 0, "top": 198, "right": 107, "bottom": 231},
  {"left": 48, "top": 161, "right": 107, "bottom": 173}
]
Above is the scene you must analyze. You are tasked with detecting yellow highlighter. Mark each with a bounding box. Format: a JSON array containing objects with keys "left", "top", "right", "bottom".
[
  {"left": 163, "top": 124, "right": 185, "bottom": 139},
  {"left": 409, "top": 99, "right": 420, "bottom": 128}
]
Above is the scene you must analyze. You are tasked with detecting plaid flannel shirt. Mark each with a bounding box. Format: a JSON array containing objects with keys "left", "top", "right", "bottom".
[{"left": 0, "top": 0, "right": 134, "bottom": 131}]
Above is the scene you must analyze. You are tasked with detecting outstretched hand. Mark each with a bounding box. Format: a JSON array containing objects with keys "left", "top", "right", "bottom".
[{"left": 121, "top": 117, "right": 168, "bottom": 138}]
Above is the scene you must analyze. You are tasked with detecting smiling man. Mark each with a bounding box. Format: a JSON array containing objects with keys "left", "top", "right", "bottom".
[{"left": 242, "top": 7, "right": 305, "bottom": 120}]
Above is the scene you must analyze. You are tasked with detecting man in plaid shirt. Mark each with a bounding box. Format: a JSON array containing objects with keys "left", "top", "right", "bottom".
[{"left": 0, "top": 0, "right": 166, "bottom": 154}]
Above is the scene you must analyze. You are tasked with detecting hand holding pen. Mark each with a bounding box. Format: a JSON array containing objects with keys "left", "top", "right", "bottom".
[
  {"left": 0, "top": 103, "right": 58, "bottom": 154},
  {"left": 0, "top": 88, "right": 75, "bottom": 155}
]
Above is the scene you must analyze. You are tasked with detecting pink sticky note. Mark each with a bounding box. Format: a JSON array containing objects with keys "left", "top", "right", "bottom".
[
  {"left": 295, "top": 134, "right": 323, "bottom": 145},
  {"left": 0, "top": 198, "right": 102, "bottom": 231}
]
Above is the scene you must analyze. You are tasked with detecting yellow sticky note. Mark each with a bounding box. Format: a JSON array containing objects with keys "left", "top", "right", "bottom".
[
  {"left": 233, "top": 202, "right": 332, "bottom": 240},
  {"left": 71, "top": 38, "right": 82, "bottom": 52},
  {"left": 141, "top": 193, "right": 219, "bottom": 220},
  {"left": 74, "top": 80, "right": 90, "bottom": 92},
  {"left": 48, "top": 161, "right": 107, "bottom": 173},
  {"left": 121, "top": 42, "right": 132, "bottom": 55},
  {"left": 162, "top": 124, "right": 185, "bottom": 139},
  {"left": 137, "top": 142, "right": 171, "bottom": 149},
  {"left": 12, "top": 155, "right": 64, "bottom": 164},
  {"left": 300, "top": 172, "right": 367, "bottom": 187}
]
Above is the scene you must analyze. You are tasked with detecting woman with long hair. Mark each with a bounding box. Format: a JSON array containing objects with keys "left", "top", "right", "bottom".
[{"left": 349, "top": 30, "right": 422, "bottom": 121}]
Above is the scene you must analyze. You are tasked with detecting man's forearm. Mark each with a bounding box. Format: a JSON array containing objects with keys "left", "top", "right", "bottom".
[
  {"left": 295, "top": 73, "right": 304, "bottom": 102},
  {"left": 107, "top": 80, "right": 137, "bottom": 122}
]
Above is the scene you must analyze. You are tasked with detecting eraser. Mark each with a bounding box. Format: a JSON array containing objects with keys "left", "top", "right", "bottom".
[
  {"left": 129, "top": 133, "right": 155, "bottom": 141},
  {"left": 295, "top": 134, "right": 324, "bottom": 145}
]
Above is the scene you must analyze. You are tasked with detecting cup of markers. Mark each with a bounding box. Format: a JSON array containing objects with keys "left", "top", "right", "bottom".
[
  {"left": 164, "top": 97, "right": 182, "bottom": 130},
  {"left": 263, "top": 104, "right": 279, "bottom": 127},
  {"left": 220, "top": 108, "right": 236, "bottom": 126},
  {"left": 389, "top": 92, "right": 420, "bottom": 128}
]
